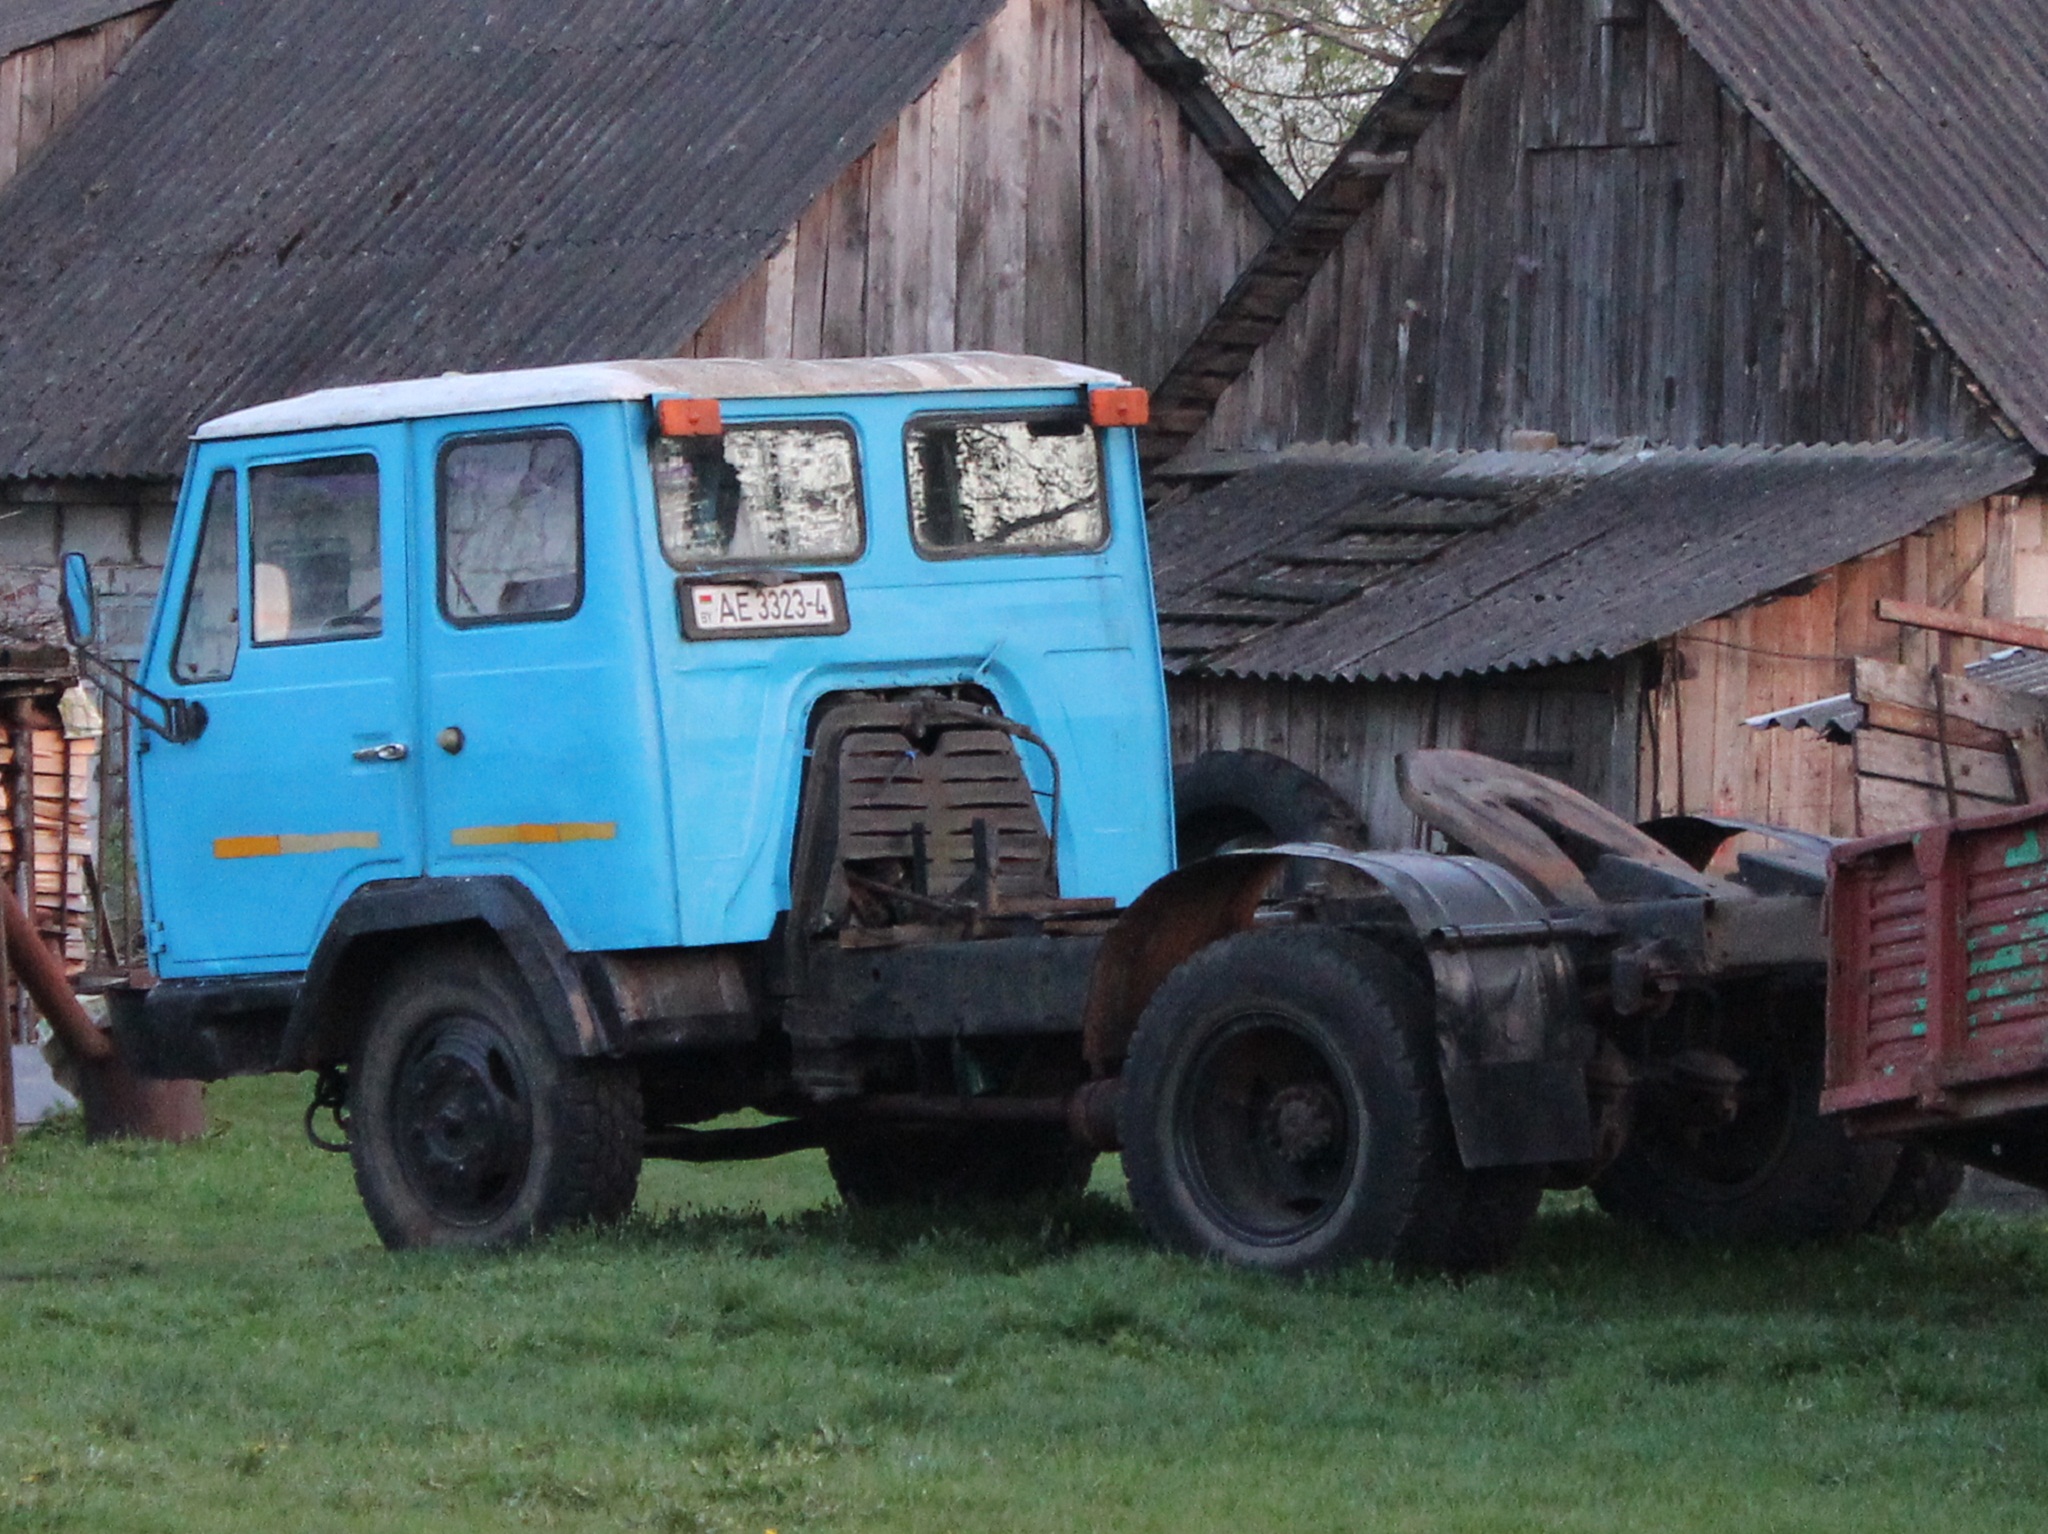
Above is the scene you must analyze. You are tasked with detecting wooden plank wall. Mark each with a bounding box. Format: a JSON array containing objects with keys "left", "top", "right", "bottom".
[
  {"left": 1194, "top": 0, "right": 1997, "bottom": 456},
  {"left": 1168, "top": 662, "right": 1635, "bottom": 850},
  {"left": 684, "top": 0, "right": 1271, "bottom": 390},
  {"left": 0, "top": 6, "right": 164, "bottom": 193},
  {"left": 1645, "top": 494, "right": 2048, "bottom": 837}
]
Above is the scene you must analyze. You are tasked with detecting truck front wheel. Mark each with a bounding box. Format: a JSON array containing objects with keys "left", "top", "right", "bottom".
[
  {"left": 348, "top": 945, "right": 643, "bottom": 1250},
  {"left": 1120, "top": 927, "right": 1521, "bottom": 1275}
]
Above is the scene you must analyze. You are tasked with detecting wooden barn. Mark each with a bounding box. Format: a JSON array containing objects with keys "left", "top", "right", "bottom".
[
  {"left": 0, "top": 0, "right": 1288, "bottom": 656},
  {"left": 1144, "top": 0, "right": 2048, "bottom": 846}
]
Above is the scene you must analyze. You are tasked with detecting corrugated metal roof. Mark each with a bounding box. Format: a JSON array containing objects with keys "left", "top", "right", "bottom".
[
  {"left": 0, "top": 0, "right": 1008, "bottom": 479},
  {"left": 1744, "top": 694, "right": 1866, "bottom": 742},
  {"left": 1967, "top": 646, "right": 2048, "bottom": 697},
  {"left": 1663, "top": 0, "right": 2048, "bottom": 458},
  {"left": 1154, "top": 439, "right": 2035, "bottom": 682},
  {"left": 0, "top": 0, "right": 157, "bottom": 58},
  {"left": 196, "top": 353, "right": 1127, "bottom": 439}
]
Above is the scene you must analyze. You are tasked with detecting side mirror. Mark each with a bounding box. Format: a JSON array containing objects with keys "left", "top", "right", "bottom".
[{"left": 60, "top": 551, "right": 97, "bottom": 647}]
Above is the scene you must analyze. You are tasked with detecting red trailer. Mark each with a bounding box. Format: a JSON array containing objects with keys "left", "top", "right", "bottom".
[{"left": 1826, "top": 802, "right": 2048, "bottom": 1190}]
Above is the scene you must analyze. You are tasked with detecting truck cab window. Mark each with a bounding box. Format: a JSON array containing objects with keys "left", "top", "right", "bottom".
[
  {"left": 171, "top": 470, "right": 241, "bottom": 683},
  {"left": 248, "top": 454, "right": 382, "bottom": 643},
  {"left": 439, "top": 431, "right": 583, "bottom": 623},
  {"left": 907, "top": 412, "right": 1107, "bottom": 557},
  {"left": 653, "top": 423, "right": 862, "bottom": 567}
]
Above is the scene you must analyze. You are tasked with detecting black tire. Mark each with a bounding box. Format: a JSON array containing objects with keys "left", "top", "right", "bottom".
[
  {"left": 1863, "top": 1144, "right": 1966, "bottom": 1235},
  {"left": 1173, "top": 749, "right": 1365, "bottom": 864},
  {"left": 1592, "top": 1011, "right": 1896, "bottom": 1245},
  {"left": 1119, "top": 926, "right": 1531, "bottom": 1275},
  {"left": 348, "top": 943, "right": 643, "bottom": 1251},
  {"left": 826, "top": 1124, "right": 1094, "bottom": 1208}
]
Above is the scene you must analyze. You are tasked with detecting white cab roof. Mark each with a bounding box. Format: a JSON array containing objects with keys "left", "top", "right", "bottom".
[{"left": 194, "top": 353, "right": 1130, "bottom": 441}]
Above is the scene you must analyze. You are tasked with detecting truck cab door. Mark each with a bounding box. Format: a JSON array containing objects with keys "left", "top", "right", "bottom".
[
  {"left": 410, "top": 411, "right": 677, "bottom": 952},
  {"left": 135, "top": 431, "right": 423, "bottom": 974}
]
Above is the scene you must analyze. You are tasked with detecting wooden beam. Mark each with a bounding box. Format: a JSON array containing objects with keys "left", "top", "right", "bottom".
[
  {"left": 1876, "top": 598, "right": 2048, "bottom": 653},
  {"left": 1852, "top": 657, "right": 2048, "bottom": 736},
  {"left": 1853, "top": 728, "right": 2018, "bottom": 803}
]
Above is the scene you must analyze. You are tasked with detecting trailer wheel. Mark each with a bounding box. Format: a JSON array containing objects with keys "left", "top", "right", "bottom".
[
  {"left": 826, "top": 1125, "right": 1093, "bottom": 1208},
  {"left": 1174, "top": 750, "right": 1364, "bottom": 863},
  {"left": 1120, "top": 926, "right": 1515, "bottom": 1275},
  {"left": 349, "top": 944, "right": 642, "bottom": 1251},
  {"left": 1863, "top": 1145, "right": 1966, "bottom": 1235},
  {"left": 1592, "top": 1015, "right": 1894, "bottom": 1245}
]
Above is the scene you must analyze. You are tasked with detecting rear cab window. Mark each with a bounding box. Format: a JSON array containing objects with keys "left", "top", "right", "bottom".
[
  {"left": 906, "top": 409, "right": 1108, "bottom": 558},
  {"left": 652, "top": 422, "right": 863, "bottom": 568}
]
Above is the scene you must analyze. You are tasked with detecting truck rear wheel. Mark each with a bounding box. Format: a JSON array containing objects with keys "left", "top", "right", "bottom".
[
  {"left": 1592, "top": 1015, "right": 1894, "bottom": 1245},
  {"left": 348, "top": 944, "right": 643, "bottom": 1251},
  {"left": 1119, "top": 926, "right": 1528, "bottom": 1275},
  {"left": 826, "top": 1125, "right": 1093, "bottom": 1208}
]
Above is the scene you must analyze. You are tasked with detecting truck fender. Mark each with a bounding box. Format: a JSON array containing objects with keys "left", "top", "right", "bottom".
[
  {"left": 279, "top": 876, "right": 608, "bottom": 1070},
  {"left": 1084, "top": 844, "right": 1595, "bottom": 1169}
]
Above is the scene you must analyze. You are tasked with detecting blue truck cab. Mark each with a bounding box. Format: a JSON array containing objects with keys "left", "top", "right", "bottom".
[{"left": 133, "top": 354, "right": 1172, "bottom": 978}]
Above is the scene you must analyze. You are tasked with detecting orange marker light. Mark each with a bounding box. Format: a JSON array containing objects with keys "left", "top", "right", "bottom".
[
  {"left": 655, "top": 397, "right": 724, "bottom": 437},
  {"left": 1088, "top": 386, "right": 1150, "bottom": 428}
]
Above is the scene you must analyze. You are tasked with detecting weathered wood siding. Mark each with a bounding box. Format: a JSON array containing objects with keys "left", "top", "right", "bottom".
[
  {"left": 1169, "top": 662, "right": 1639, "bottom": 849},
  {"left": 685, "top": 0, "right": 1271, "bottom": 388},
  {"left": 1196, "top": 0, "right": 1998, "bottom": 455},
  {"left": 1647, "top": 494, "right": 2048, "bottom": 838},
  {"left": 0, "top": 5, "right": 164, "bottom": 193}
]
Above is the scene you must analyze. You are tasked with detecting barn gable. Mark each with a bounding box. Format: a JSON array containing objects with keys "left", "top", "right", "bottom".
[
  {"left": 1155, "top": 0, "right": 2036, "bottom": 467},
  {"left": 0, "top": 0, "right": 1284, "bottom": 483}
]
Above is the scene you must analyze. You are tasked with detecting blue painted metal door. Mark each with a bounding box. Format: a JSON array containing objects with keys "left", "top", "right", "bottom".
[
  {"left": 410, "top": 409, "right": 679, "bottom": 952},
  {"left": 135, "top": 429, "right": 423, "bottom": 975}
]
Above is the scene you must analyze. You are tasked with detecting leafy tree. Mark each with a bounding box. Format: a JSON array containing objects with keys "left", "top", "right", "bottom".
[{"left": 1153, "top": 1, "right": 1445, "bottom": 189}]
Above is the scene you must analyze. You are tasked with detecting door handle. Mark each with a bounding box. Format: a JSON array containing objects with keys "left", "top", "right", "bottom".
[{"left": 352, "top": 742, "right": 409, "bottom": 763}]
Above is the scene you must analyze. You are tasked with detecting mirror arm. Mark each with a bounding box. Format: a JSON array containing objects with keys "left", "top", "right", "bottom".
[{"left": 69, "top": 645, "right": 207, "bottom": 744}]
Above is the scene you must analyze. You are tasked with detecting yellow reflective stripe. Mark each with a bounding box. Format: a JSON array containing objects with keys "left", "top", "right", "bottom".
[
  {"left": 450, "top": 821, "right": 617, "bottom": 848},
  {"left": 214, "top": 831, "right": 381, "bottom": 860}
]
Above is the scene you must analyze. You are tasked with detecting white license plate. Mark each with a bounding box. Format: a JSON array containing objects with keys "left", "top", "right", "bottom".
[{"left": 681, "top": 576, "right": 847, "bottom": 639}]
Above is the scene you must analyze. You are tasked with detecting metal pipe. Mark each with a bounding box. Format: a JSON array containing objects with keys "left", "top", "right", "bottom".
[{"left": 0, "top": 883, "right": 114, "bottom": 1064}]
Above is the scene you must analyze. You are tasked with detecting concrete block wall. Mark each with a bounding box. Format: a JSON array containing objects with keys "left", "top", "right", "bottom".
[{"left": 0, "top": 478, "right": 177, "bottom": 661}]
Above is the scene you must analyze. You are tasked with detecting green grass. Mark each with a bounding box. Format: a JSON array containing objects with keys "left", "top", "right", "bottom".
[{"left": 3, "top": 1076, "right": 2047, "bottom": 1532}]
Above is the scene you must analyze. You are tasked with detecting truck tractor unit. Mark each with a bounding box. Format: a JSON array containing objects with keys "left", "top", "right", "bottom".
[{"left": 64, "top": 352, "right": 1931, "bottom": 1272}]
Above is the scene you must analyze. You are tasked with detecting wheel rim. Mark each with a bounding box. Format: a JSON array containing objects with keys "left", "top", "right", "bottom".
[
  {"left": 392, "top": 1016, "right": 535, "bottom": 1226},
  {"left": 1175, "top": 1011, "right": 1360, "bottom": 1246}
]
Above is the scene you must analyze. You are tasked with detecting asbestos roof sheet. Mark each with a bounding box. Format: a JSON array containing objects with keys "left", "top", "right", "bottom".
[
  {"left": 1154, "top": 439, "right": 2035, "bottom": 683},
  {"left": 1663, "top": 0, "right": 2048, "bottom": 458},
  {"left": 0, "top": 0, "right": 157, "bottom": 58},
  {"left": 0, "top": 0, "right": 1008, "bottom": 479}
]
